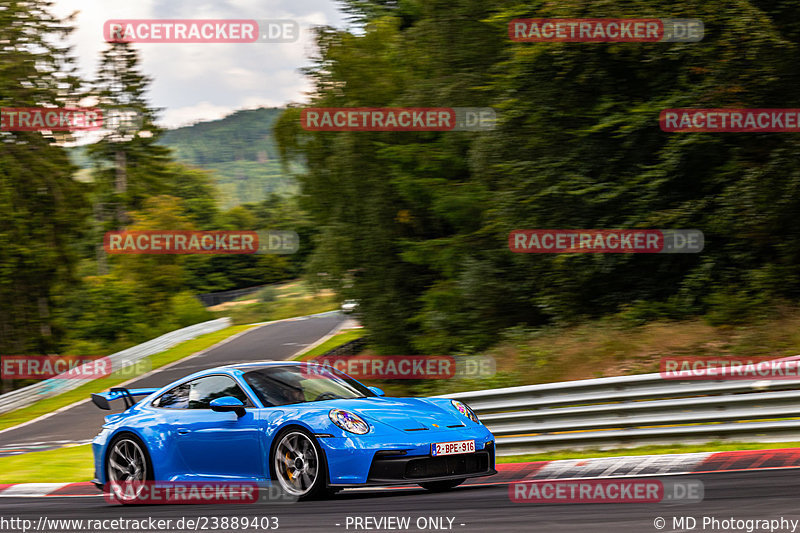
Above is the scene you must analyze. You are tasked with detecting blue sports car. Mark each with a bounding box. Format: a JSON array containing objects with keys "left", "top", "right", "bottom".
[{"left": 91, "top": 361, "right": 496, "bottom": 499}]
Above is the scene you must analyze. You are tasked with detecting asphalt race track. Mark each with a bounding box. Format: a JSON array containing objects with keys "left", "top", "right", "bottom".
[
  {"left": 2, "top": 313, "right": 797, "bottom": 532},
  {"left": 0, "top": 470, "right": 797, "bottom": 532},
  {"left": 0, "top": 312, "right": 346, "bottom": 450}
]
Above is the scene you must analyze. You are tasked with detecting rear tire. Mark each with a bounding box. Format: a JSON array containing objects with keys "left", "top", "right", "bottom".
[
  {"left": 419, "top": 478, "right": 465, "bottom": 492},
  {"left": 105, "top": 433, "right": 153, "bottom": 504}
]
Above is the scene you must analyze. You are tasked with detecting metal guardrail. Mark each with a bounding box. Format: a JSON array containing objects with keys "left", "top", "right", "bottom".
[
  {"left": 0, "top": 318, "right": 231, "bottom": 416},
  {"left": 443, "top": 367, "right": 800, "bottom": 456},
  {"left": 196, "top": 285, "right": 268, "bottom": 307}
]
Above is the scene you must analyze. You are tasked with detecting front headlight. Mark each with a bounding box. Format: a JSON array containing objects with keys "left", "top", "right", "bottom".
[
  {"left": 451, "top": 400, "right": 481, "bottom": 424},
  {"left": 329, "top": 408, "right": 370, "bottom": 434}
]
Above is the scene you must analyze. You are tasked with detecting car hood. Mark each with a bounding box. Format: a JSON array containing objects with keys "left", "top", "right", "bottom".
[{"left": 326, "top": 397, "right": 466, "bottom": 431}]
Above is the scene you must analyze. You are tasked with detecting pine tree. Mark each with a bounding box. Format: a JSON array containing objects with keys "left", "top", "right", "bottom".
[
  {"left": 0, "top": 0, "right": 89, "bottom": 383},
  {"left": 87, "top": 41, "right": 173, "bottom": 272}
]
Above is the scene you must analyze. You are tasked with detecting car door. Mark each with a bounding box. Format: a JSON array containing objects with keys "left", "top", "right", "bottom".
[{"left": 156, "top": 374, "right": 265, "bottom": 481}]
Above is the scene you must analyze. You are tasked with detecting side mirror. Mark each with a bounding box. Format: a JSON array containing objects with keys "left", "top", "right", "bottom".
[
  {"left": 368, "top": 386, "right": 385, "bottom": 397},
  {"left": 210, "top": 396, "right": 246, "bottom": 417}
]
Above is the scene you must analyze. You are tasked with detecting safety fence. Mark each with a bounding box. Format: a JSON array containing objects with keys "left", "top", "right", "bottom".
[
  {"left": 444, "top": 360, "right": 800, "bottom": 456},
  {"left": 0, "top": 318, "right": 231, "bottom": 416}
]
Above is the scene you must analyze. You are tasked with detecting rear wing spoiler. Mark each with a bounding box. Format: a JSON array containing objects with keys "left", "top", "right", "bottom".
[{"left": 91, "top": 387, "right": 159, "bottom": 410}]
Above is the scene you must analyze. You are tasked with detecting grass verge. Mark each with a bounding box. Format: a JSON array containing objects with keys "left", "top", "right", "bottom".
[
  {"left": 497, "top": 441, "right": 800, "bottom": 463},
  {"left": 0, "top": 324, "right": 255, "bottom": 432},
  {"left": 353, "top": 305, "right": 800, "bottom": 398},
  {"left": 218, "top": 296, "right": 339, "bottom": 325},
  {"left": 0, "top": 444, "right": 93, "bottom": 483},
  {"left": 212, "top": 280, "right": 339, "bottom": 325},
  {"left": 294, "top": 329, "right": 365, "bottom": 360}
]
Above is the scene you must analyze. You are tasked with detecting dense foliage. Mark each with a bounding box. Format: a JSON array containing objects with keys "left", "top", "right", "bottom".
[
  {"left": 0, "top": 0, "right": 87, "bottom": 356},
  {"left": 5, "top": 0, "right": 800, "bottom": 384},
  {"left": 0, "top": 2, "right": 309, "bottom": 377},
  {"left": 161, "top": 108, "right": 298, "bottom": 209},
  {"left": 276, "top": 0, "right": 800, "bottom": 353}
]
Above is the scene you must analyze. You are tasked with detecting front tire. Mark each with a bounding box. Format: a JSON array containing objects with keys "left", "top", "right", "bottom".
[
  {"left": 419, "top": 478, "right": 465, "bottom": 492},
  {"left": 271, "top": 428, "right": 329, "bottom": 500}
]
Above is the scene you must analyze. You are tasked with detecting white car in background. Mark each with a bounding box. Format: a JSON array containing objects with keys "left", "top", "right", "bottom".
[{"left": 341, "top": 299, "right": 359, "bottom": 314}]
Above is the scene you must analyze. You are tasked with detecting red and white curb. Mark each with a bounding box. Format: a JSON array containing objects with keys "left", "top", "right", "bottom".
[
  {"left": 515, "top": 452, "right": 712, "bottom": 480},
  {"left": 490, "top": 447, "right": 800, "bottom": 484},
  {"left": 0, "top": 483, "right": 95, "bottom": 497},
  {"left": 3, "top": 448, "right": 800, "bottom": 497}
]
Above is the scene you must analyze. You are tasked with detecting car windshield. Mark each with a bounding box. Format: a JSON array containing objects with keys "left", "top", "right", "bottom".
[{"left": 242, "top": 365, "right": 374, "bottom": 407}]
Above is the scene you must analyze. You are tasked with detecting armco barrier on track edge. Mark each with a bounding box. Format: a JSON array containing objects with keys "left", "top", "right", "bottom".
[{"left": 0, "top": 318, "right": 232, "bottom": 416}]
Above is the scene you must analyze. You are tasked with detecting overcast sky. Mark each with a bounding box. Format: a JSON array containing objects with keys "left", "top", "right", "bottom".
[{"left": 50, "top": 0, "right": 347, "bottom": 128}]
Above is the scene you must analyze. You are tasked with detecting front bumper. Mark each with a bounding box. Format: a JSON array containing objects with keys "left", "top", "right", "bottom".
[
  {"left": 362, "top": 442, "right": 496, "bottom": 486},
  {"left": 321, "top": 427, "right": 496, "bottom": 486},
  {"left": 91, "top": 428, "right": 113, "bottom": 487}
]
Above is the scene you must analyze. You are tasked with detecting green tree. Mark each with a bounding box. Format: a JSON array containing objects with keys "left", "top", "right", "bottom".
[
  {"left": 278, "top": 0, "right": 800, "bottom": 353},
  {"left": 0, "top": 1, "right": 89, "bottom": 371},
  {"left": 87, "top": 42, "right": 172, "bottom": 239}
]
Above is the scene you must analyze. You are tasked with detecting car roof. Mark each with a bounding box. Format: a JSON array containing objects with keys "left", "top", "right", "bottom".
[
  {"left": 139, "top": 362, "right": 331, "bottom": 405},
  {"left": 225, "top": 361, "right": 307, "bottom": 371},
  {"left": 162, "top": 361, "right": 306, "bottom": 384}
]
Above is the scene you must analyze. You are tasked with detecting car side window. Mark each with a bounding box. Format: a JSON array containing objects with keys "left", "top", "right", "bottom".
[
  {"left": 153, "top": 382, "right": 190, "bottom": 409},
  {"left": 187, "top": 375, "right": 252, "bottom": 409}
]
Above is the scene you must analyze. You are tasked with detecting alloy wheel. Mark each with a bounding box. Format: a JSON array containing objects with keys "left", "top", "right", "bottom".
[{"left": 273, "top": 431, "right": 320, "bottom": 497}]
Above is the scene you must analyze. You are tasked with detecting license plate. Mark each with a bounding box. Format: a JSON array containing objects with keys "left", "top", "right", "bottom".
[{"left": 431, "top": 439, "right": 475, "bottom": 457}]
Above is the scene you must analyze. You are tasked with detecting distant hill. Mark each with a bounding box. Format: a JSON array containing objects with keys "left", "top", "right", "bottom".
[
  {"left": 160, "top": 107, "right": 298, "bottom": 209},
  {"left": 69, "top": 107, "right": 298, "bottom": 209}
]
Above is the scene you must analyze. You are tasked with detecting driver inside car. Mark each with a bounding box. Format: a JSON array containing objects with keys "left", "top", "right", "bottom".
[{"left": 284, "top": 385, "right": 305, "bottom": 404}]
